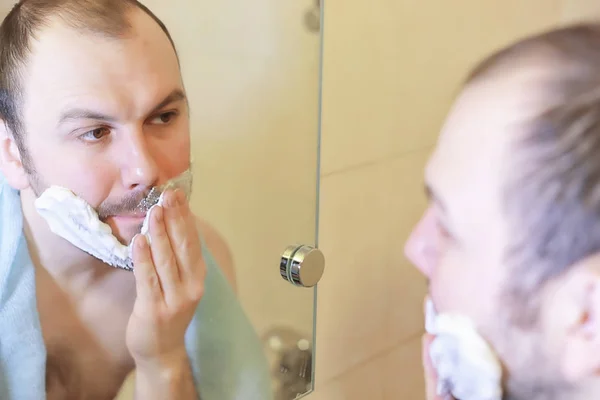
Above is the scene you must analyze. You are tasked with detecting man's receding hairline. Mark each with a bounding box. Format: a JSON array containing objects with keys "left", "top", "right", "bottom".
[
  {"left": 29, "top": 5, "right": 169, "bottom": 49},
  {"left": 465, "top": 23, "right": 600, "bottom": 86},
  {"left": 466, "top": 45, "right": 570, "bottom": 88},
  {"left": 460, "top": 46, "right": 591, "bottom": 133},
  {"left": 3, "top": 0, "right": 178, "bottom": 85}
]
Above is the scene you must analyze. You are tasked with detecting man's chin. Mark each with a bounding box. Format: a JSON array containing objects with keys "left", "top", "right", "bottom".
[{"left": 105, "top": 217, "right": 145, "bottom": 245}]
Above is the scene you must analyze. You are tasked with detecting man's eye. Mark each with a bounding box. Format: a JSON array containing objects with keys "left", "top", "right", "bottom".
[
  {"left": 151, "top": 111, "right": 177, "bottom": 125},
  {"left": 81, "top": 127, "right": 110, "bottom": 142}
]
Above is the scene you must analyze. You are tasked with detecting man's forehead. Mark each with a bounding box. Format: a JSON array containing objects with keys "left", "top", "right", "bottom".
[
  {"left": 433, "top": 67, "right": 559, "bottom": 171},
  {"left": 424, "top": 72, "right": 551, "bottom": 226},
  {"left": 20, "top": 13, "right": 181, "bottom": 123}
]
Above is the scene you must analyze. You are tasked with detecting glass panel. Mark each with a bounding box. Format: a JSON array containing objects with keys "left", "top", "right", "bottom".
[
  {"left": 137, "top": 0, "right": 323, "bottom": 399},
  {"left": 0, "top": 1, "right": 321, "bottom": 399}
]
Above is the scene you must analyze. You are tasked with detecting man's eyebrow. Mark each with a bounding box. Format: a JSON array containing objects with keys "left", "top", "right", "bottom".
[
  {"left": 425, "top": 183, "right": 446, "bottom": 212},
  {"left": 148, "top": 88, "right": 186, "bottom": 115},
  {"left": 58, "top": 109, "right": 116, "bottom": 125},
  {"left": 57, "top": 89, "right": 187, "bottom": 126},
  {"left": 425, "top": 183, "right": 462, "bottom": 239}
]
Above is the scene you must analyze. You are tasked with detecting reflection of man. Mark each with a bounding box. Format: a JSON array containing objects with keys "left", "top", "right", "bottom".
[
  {"left": 0, "top": 1, "right": 271, "bottom": 399},
  {"left": 405, "top": 23, "right": 600, "bottom": 400}
]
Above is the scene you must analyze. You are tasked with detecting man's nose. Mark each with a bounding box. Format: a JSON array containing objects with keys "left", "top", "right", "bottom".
[
  {"left": 120, "top": 131, "right": 159, "bottom": 190},
  {"left": 404, "top": 207, "right": 437, "bottom": 277}
]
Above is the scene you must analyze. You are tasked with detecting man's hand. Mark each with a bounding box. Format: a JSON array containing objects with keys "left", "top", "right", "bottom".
[
  {"left": 127, "top": 188, "right": 205, "bottom": 399},
  {"left": 423, "top": 333, "right": 455, "bottom": 400}
]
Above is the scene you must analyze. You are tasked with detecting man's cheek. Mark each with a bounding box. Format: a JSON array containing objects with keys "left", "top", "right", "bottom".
[
  {"left": 430, "top": 259, "right": 475, "bottom": 314},
  {"left": 429, "top": 273, "right": 454, "bottom": 312},
  {"left": 48, "top": 171, "right": 112, "bottom": 209}
]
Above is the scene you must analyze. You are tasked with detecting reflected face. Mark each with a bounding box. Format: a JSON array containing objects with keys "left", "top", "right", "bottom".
[
  {"left": 405, "top": 75, "right": 517, "bottom": 335},
  {"left": 19, "top": 11, "right": 190, "bottom": 244},
  {"left": 404, "top": 69, "right": 575, "bottom": 399}
]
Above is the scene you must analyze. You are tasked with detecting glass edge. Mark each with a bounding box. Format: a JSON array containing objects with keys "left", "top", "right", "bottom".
[{"left": 309, "top": 0, "right": 325, "bottom": 397}]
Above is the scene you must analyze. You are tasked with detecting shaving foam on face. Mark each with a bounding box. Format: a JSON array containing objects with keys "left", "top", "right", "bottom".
[
  {"left": 426, "top": 299, "right": 503, "bottom": 400},
  {"left": 34, "top": 169, "right": 193, "bottom": 271}
]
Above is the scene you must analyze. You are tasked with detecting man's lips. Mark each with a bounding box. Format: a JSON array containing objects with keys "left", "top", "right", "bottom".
[{"left": 110, "top": 213, "right": 147, "bottom": 220}]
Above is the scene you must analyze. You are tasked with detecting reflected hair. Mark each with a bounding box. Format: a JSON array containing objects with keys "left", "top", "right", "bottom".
[{"left": 465, "top": 23, "right": 600, "bottom": 326}]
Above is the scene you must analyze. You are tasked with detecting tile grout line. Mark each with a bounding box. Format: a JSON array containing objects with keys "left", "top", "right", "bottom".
[
  {"left": 316, "top": 329, "right": 425, "bottom": 387},
  {"left": 320, "top": 144, "right": 434, "bottom": 179}
]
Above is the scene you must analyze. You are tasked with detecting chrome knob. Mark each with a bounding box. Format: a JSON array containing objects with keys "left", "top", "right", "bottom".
[{"left": 280, "top": 245, "right": 325, "bottom": 288}]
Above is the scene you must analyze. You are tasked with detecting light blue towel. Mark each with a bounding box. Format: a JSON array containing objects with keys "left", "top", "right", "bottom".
[{"left": 0, "top": 174, "right": 273, "bottom": 399}]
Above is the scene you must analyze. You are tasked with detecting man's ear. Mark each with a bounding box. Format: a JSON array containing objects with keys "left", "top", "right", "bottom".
[
  {"left": 0, "top": 120, "right": 29, "bottom": 190},
  {"left": 551, "top": 254, "right": 600, "bottom": 383}
]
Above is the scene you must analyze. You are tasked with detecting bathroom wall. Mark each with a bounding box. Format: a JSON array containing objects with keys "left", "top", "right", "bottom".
[
  {"left": 308, "top": 1, "right": 600, "bottom": 399},
  {"left": 561, "top": 0, "right": 600, "bottom": 22}
]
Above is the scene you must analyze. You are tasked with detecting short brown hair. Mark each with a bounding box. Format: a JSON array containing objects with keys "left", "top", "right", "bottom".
[
  {"left": 466, "top": 23, "right": 600, "bottom": 325},
  {"left": 0, "top": 0, "right": 177, "bottom": 167}
]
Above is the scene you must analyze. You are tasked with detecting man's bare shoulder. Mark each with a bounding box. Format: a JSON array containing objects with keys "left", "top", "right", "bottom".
[{"left": 194, "top": 216, "right": 238, "bottom": 293}]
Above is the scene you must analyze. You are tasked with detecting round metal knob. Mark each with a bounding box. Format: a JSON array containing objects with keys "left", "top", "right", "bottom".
[{"left": 280, "top": 245, "right": 325, "bottom": 288}]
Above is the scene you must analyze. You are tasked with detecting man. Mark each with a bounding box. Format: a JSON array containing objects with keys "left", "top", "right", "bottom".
[
  {"left": 405, "top": 22, "right": 600, "bottom": 400},
  {"left": 0, "top": 1, "right": 271, "bottom": 399}
]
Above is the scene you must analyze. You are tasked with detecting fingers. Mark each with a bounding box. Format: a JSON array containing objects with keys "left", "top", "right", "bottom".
[
  {"left": 132, "top": 234, "right": 163, "bottom": 306},
  {"left": 135, "top": 188, "right": 205, "bottom": 310},
  {"left": 423, "top": 334, "right": 436, "bottom": 399},
  {"left": 148, "top": 204, "right": 180, "bottom": 304},
  {"left": 163, "top": 189, "right": 204, "bottom": 281},
  {"left": 423, "top": 333, "right": 448, "bottom": 400}
]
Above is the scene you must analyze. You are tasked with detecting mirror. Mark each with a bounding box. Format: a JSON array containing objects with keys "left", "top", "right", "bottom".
[
  {"left": 125, "top": 0, "right": 324, "bottom": 398},
  {"left": 0, "top": 0, "right": 322, "bottom": 399}
]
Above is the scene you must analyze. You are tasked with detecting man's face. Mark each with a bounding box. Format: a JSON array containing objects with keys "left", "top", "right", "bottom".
[
  {"left": 404, "top": 68, "right": 584, "bottom": 399},
  {"left": 18, "top": 11, "right": 190, "bottom": 244}
]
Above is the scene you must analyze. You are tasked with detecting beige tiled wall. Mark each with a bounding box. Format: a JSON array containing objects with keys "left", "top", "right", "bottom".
[{"left": 309, "top": 1, "right": 600, "bottom": 399}]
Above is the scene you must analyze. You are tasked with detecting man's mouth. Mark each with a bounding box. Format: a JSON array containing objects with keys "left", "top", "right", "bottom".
[{"left": 110, "top": 213, "right": 147, "bottom": 221}]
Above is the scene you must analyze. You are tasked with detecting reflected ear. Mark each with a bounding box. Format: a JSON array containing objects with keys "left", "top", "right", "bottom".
[
  {"left": 0, "top": 119, "right": 29, "bottom": 190},
  {"left": 556, "top": 255, "right": 600, "bottom": 382}
]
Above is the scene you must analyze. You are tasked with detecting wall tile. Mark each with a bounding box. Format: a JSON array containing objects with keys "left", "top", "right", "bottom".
[
  {"left": 310, "top": 356, "right": 385, "bottom": 400},
  {"left": 315, "top": 149, "right": 430, "bottom": 383},
  {"left": 310, "top": 337, "right": 424, "bottom": 400},
  {"left": 320, "top": 0, "right": 562, "bottom": 175},
  {"left": 383, "top": 337, "right": 425, "bottom": 399}
]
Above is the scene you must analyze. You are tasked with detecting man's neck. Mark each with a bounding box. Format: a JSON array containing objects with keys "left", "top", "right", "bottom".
[{"left": 19, "top": 189, "right": 129, "bottom": 296}]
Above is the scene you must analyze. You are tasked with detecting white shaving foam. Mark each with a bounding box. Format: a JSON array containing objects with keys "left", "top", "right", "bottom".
[
  {"left": 426, "top": 299, "right": 503, "bottom": 400},
  {"left": 34, "top": 169, "right": 192, "bottom": 271}
]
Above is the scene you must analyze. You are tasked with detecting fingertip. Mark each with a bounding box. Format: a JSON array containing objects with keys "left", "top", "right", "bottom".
[
  {"left": 136, "top": 233, "right": 148, "bottom": 250},
  {"left": 422, "top": 334, "right": 443, "bottom": 400},
  {"left": 422, "top": 334, "right": 430, "bottom": 359},
  {"left": 175, "top": 188, "right": 186, "bottom": 206},
  {"left": 152, "top": 204, "right": 164, "bottom": 222},
  {"left": 132, "top": 234, "right": 150, "bottom": 264},
  {"left": 164, "top": 189, "right": 177, "bottom": 208},
  {"left": 422, "top": 334, "right": 436, "bottom": 371}
]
